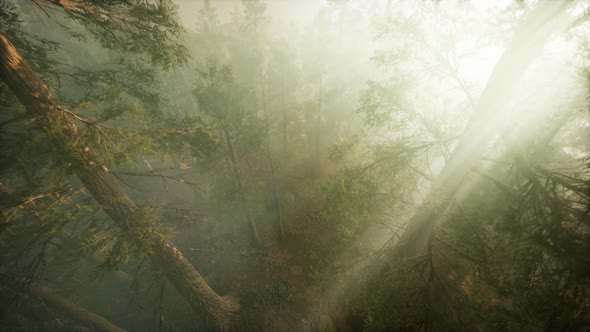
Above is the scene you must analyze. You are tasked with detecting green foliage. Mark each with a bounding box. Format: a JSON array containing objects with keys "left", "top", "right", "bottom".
[
  {"left": 359, "top": 79, "right": 410, "bottom": 129},
  {"left": 80, "top": 207, "right": 166, "bottom": 271},
  {"left": 3, "top": 1, "right": 590, "bottom": 330},
  {"left": 47, "top": 0, "right": 188, "bottom": 68},
  {"left": 193, "top": 61, "right": 246, "bottom": 121},
  {"left": 240, "top": 0, "right": 271, "bottom": 35},
  {"left": 0, "top": 1, "right": 207, "bottom": 321},
  {"left": 324, "top": 168, "right": 380, "bottom": 239},
  {"left": 0, "top": 1, "right": 62, "bottom": 72},
  {"left": 328, "top": 135, "right": 361, "bottom": 163}
]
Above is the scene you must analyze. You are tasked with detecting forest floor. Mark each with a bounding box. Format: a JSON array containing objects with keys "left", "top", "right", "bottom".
[{"left": 172, "top": 213, "right": 353, "bottom": 331}]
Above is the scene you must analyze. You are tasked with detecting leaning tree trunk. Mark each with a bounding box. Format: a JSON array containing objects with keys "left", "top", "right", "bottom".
[
  {"left": 1, "top": 265, "right": 127, "bottom": 332},
  {"left": 29, "top": 284, "right": 128, "bottom": 332},
  {"left": 395, "top": 1, "right": 575, "bottom": 258},
  {"left": 0, "top": 281, "right": 127, "bottom": 332},
  {"left": 0, "top": 32, "right": 239, "bottom": 331}
]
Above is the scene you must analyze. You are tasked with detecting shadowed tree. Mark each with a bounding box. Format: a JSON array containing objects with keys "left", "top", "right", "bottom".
[
  {"left": 0, "top": 31, "right": 240, "bottom": 331},
  {"left": 0, "top": 0, "right": 242, "bottom": 329}
]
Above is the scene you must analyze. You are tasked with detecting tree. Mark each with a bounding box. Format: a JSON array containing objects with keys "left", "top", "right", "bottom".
[
  {"left": 193, "top": 61, "right": 263, "bottom": 246},
  {"left": 346, "top": 1, "right": 590, "bottom": 329},
  {"left": 3, "top": 0, "right": 588, "bottom": 330},
  {"left": 394, "top": 0, "right": 577, "bottom": 257},
  {"left": 0, "top": 0, "right": 240, "bottom": 329},
  {"left": 0, "top": 30, "right": 240, "bottom": 331}
]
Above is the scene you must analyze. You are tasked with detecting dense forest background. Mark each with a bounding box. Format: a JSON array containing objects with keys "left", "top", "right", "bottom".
[{"left": 0, "top": 0, "right": 589, "bottom": 331}]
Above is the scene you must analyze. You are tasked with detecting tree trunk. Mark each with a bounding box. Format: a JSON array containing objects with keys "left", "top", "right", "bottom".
[
  {"left": 0, "top": 32, "right": 239, "bottom": 331},
  {"left": 395, "top": 1, "right": 575, "bottom": 258},
  {"left": 29, "top": 284, "right": 128, "bottom": 332},
  {"left": 266, "top": 144, "right": 285, "bottom": 240},
  {"left": 259, "top": 76, "right": 285, "bottom": 241},
  {"left": 315, "top": 71, "right": 323, "bottom": 174},
  {"left": 221, "top": 124, "right": 261, "bottom": 246},
  {"left": 280, "top": 68, "right": 288, "bottom": 155},
  {"left": 0, "top": 277, "right": 126, "bottom": 332}
]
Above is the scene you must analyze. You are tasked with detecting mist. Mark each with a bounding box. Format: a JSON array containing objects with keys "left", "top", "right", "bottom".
[{"left": 1, "top": 0, "right": 589, "bottom": 331}]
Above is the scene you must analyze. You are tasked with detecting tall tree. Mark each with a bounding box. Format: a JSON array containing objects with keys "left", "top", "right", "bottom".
[
  {"left": 0, "top": 31, "right": 240, "bottom": 331},
  {"left": 347, "top": 1, "right": 590, "bottom": 329},
  {"left": 394, "top": 0, "right": 577, "bottom": 258},
  {"left": 0, "top": 0, "right": 243, "bottom": 328}
]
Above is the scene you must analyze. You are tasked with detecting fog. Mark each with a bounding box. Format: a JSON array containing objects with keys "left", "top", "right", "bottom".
[{"left": 1, "top": 0, "right": 589, "bottom": 331}]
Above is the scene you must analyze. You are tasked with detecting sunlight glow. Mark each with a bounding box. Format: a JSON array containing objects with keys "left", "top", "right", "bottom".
[{"left": 3, "top": 0, "right": 588, "bottom": 330}]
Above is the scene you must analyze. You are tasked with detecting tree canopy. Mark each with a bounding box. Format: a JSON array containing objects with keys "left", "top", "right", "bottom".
[{"left": 1, "top": 0, "right": 589, "bottom": 331}]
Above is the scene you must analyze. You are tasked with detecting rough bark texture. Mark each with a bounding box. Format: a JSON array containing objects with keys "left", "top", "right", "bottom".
[
  {"left": 0, "top": 32, "right": 239, "bottom": 330},
  {"left": 395, "top": 1, "right": 574, "bottom": 258}
]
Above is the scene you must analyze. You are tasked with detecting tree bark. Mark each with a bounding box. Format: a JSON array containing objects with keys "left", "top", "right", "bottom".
[{"left": 0, "top": 32, "right": 239, "bottom": 331}]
